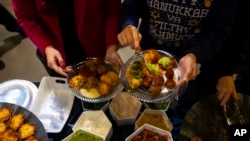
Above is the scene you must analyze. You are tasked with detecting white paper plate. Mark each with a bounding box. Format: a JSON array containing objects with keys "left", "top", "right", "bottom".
[{"left": 0, "top": 79, "right": 38, "bottom": 109}]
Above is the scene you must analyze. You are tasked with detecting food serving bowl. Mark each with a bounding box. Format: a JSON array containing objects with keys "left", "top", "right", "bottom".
[
  {"left": 125, "top": 124, "right": 173, "bottom": 141},
  {"left": 120, "top": 49, "right": 187, "bottom": 103},
  {"left": 143, "top": 100, "right": 171, "bottom": 111},
  {"left": 67, "top": 58, "right": 124, "bottom": 103},
  {"left": 72, "top": 110, "right": 113, "bottom": 141},
  {"left": 62, "top": 129, "right": 104, "bottom": 141},
  {"left": 82, "top": 100, "right": 109, "bottom": 111},
  {"left": 109, "top": 92, "right": 142, "bottom": 126},
  {"left": 135, "top": 109, "right": 173, "bottom": 132}
]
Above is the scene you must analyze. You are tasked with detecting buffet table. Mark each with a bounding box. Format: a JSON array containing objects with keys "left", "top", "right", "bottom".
[
  {"left": 47, "top": 97, "right": 135, "bottom": 141},
  {"left": 1, "top": 75, "right": 249, "bottom": 141},
  {"left": 46, "top": 91, "right": 250, "bottom": 141},
  {"left": 46, "top": 97, "right": 180, "bottom": 141}
]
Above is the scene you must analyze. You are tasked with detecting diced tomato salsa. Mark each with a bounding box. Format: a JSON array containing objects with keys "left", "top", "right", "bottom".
[{"left": 129, "top": 129, "right": 170, "bottom": 141}]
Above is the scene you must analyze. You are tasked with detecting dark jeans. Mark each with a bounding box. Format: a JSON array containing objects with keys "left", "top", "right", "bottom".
[{"left": 0, "top": 4, "right": 25, "bottom": 36}]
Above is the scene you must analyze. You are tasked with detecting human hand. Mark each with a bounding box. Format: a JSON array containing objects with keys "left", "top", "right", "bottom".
[
  {"left": 216, "top": 76, "right": 238, "bottom": 106},
  {"left": 45, "top": 46, "right": 71, "bottom": 77},
  {"left": 178, "top": 53, "right": 198, "bottom": 85},
  {"left": 117, "top": 25, "right": 142, "bottom": 53},
  {"left": 105, "top": 45, "right": 124, "bottom": 70}
]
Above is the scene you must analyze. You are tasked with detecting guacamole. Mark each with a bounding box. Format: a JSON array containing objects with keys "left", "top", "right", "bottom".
[{"left": 68, "top": 130, "right": 104, "bottom": 141}]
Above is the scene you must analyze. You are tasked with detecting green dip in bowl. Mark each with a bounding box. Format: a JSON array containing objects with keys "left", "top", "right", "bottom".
[{"left": 66, "top": 129, "right": 104, "bottom": 141}]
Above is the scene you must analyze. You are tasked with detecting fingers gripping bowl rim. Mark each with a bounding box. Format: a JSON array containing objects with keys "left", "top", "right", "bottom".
[
  {"left": 120, "top": 50, "right": 187, "bottom": 103},
  {"left": 67, "top": 58, "right": 124, "bottom": 103}
]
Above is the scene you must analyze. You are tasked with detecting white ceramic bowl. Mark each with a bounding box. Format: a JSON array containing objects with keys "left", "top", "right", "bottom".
[
  {"left": 72, "top": 110, "right": 113, "bottom": 141},
  {"left": 109, "top": 92, "right": 142, "bottom": 126},
  {"left": 135, "top": 109, "right": 173, "bottom": 132},
  {"left": 126, "top": 124, "right": 173, "bottom": 141}
]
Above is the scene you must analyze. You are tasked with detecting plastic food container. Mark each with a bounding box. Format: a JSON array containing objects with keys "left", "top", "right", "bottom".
[
  {"left": 109, "top": 92, "right": 142, "bottom": 126},
  {"left": 126, "top": 124, "right": 173, "bottom": 141},
  {"left": 30, "top": 76, "right": 75, "bottom": 133},
  {"left": 135, "top": 109, "right": 173, "bottom": 132},
  {"left": 62, "top": 129, "right": 104, "bottom": 141},
  {"left": 72, "top": 110, "right": 113, "bottom": 141}
]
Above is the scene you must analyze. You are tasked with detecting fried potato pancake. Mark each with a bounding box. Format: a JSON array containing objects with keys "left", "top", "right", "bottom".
[
  {"left": 0, "top": 107, "right": 39, "bottom": 140},
  {"left": 19, "top": 123, "right": 35, "bottom": 139},
  {"left": 0, "top": 129, "right": 19, "bottom": 141},
  {"left": 24, "top": 135, "right": 39, "bottom": 141},
  {"left": 10, "top": 113, "right": 25, "bottom": 130},
  {"left": 0, "top": 107, "right": 11, "bottom": 122},
  {"left": 0, "top": 122, "right": 7, "bottom": 133}
]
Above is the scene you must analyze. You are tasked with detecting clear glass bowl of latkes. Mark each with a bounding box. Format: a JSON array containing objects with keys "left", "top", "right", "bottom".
[{"left": 67, "top": 57, "right": 124, "bottom": 103}]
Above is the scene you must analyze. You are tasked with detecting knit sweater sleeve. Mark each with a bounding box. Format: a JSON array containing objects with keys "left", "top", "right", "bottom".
[
  {"left": 104, "top": 0, "right": 121, "bottom": 47},
  {"left": 12, "top": 0, "right": 54, "bottom": 57},
  {"left": 120, "top": 0, "right": 143, "bottom": 30},
  {"left": 184, "top": 0, "right": 238, "bottom": 63}
]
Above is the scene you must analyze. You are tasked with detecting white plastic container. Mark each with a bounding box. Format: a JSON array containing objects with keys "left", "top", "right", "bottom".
[
  {"left": 109, "top": 92, "right": 142, "bottom": 126},
  {"left": 30, "top": 76, "right": 75, "bottom": 133},
  {"left": 72, "top": 110, "right": 113, "bottom": 141},
  {"left": 126, "top": 124, "right": 173, "bottom": 141},
  {"left": 135, "top": 109, "right": 173, "bottom": 132}
]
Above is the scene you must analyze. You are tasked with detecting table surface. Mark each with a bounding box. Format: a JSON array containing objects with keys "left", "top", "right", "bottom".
[
  {"left": 35, "top": 81, "right": 250, "bottom": 141},
  {"left": 47, "top": 97, "right": 145, "bottom": 141}
]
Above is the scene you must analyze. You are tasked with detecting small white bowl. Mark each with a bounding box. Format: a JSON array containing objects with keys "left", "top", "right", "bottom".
[
  {"left": 109, "top": 92, "right": 142, "bottom": 126},
  {"left": 135, "top": 109, "right": 173, "bottom": 132},
  {"left": 126, "top": 124, "right": 173, "bottom": 141},
  {"left": 72, "top": 110, "right": 113, "bottom": 141}
]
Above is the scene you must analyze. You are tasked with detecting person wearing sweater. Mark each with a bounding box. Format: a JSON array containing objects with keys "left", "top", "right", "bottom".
[{"left": 12, "top": 0, "right": 123, "bottom": 77}]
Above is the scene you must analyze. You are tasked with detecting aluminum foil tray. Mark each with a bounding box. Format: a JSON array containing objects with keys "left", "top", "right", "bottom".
[{"left": 30, "top": 76, "right": 75, "bottom": 133}]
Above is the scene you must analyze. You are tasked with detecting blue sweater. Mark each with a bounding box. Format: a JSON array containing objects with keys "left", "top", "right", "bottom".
[{"left": 120, "top": 0, "right": 238, "bottom": 63}]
